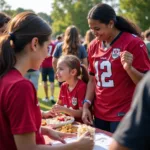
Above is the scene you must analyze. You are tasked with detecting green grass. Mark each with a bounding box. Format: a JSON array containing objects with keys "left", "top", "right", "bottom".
[{"left": 37, "top": 75, "right": 60, "bottom": 111}]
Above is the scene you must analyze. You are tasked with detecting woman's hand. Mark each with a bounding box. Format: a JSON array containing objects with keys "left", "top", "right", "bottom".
[
  {"left": 76, "top": 131, "right": 94, "bottom": 150},
  {"left": 120, "top": 51, "right": 133, "bottom": 71},
  {"left": 82, "top": 107, "right": 93, "bottom": 125}
]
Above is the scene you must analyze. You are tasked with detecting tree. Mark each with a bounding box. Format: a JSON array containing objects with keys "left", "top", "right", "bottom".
[
  {"left": 38, "top": 12, "right": 52, "bottom": 25},
  {"left": 0, "top": 0, "right": 11, "bottom": 11},
  {"left": 119, "top": 0, "right": 150, "bottom": 31},
  {"left": 51, "top": 0, "right": 101, "bottom": 36}
]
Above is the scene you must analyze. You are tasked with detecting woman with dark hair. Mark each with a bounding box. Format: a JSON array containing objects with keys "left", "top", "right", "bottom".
[
  {"left": 0, "top": 12, "right": 94, "bottom": 150},
  {"left": 52, "top": 25, "right": 88, "bottom": 73},
  {"left": 82, "top": 3, "right": 150, "bottom": 133}
]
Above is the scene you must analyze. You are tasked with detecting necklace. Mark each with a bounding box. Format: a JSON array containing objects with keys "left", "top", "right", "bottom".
[{"left": 102, "top": 31, "right": 122, "bottom": 51}]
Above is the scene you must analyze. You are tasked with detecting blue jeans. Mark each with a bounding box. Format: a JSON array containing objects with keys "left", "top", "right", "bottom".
[
  {"left": 94, "top": 117, "right": 120, "bottom": 133},
  {"left": 24, "top": 70, "right": 40, "bottom": 90}
]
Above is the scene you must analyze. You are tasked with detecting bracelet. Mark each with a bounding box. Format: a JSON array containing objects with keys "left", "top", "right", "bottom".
[{"left": 83, "top": 99, "right": 92, "bottom": 105}]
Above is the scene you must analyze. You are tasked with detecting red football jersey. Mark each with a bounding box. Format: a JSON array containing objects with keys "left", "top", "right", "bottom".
[
  {"left": 58, "top": 79, "right": 87, "bottom": 119},
  {"left": 41, "top": 42, "right": 55, "bottom": 68},
  {"left": 0, "top": 69, "right": 44, "bottom": 150},
  {"left": 88, "top": 32, "right": 150, "bottom": 121}
]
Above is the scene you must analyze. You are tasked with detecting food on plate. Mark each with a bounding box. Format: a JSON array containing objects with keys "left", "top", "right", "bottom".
[
  {"left": 77, "top": 124, "right": 95, "bottom": 138},
  {"left": 56, "top": 124, "right": 78, "bottom": 133},
  {"left": 41, "top": 119, "right": 47, "bottom": 126},
  {"left": 46, "top": 115, "right": 75, "bottom": 128}
]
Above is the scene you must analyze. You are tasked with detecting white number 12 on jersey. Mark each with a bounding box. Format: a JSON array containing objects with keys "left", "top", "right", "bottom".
[{"left": 94, "top": 60, "right": 114, "bottom": 87}]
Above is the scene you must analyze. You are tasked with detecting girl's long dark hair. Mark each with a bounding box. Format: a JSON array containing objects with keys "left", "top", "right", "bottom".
[
  {"left": 0, "top": 12, "right": 52, "bottom": 78},
  {"left": 88, "top": 3, "right": 141, "bottom": 37}
]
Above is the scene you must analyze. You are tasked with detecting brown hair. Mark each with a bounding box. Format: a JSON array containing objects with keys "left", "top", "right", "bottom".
[
  {"left": 0, "top": 12, "right": 11, "bottom": 28},
  {"left": 83, "top": 30, "right": 95, "bottom": 50},
  {"left": 58, "top": 55, "right": 89, "bottom": 83},
  {"left": 0, "top": 12, "right": 52, "bottom": 78},
  {"left": 144, "top": 29, "right": 150, "bottom": 39},
  {"left": 62, "top": 25, "right": 80, "bottom": 56}
]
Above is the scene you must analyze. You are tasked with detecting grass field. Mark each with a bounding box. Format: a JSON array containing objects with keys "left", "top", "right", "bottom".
[{"left": 37, "top": 74, "right": 60, "bottom": 111}]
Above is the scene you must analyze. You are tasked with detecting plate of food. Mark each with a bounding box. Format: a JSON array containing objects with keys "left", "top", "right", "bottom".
[
  {"left": 41, "top": 119, "right": 47, "bottom": 126},
  {"left": 77, "top": 124, "right": 95, "bottom": 138},
  {"left": 46, "top": 115, "right": 75, "bottom": 128},
  {"left": 56, "top": 124, "right": 78, "bottom": 133}
]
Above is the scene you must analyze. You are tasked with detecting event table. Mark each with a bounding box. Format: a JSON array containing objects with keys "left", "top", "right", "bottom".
[{"left": 44, "top": 124, "right": 112, "bottom": 150}]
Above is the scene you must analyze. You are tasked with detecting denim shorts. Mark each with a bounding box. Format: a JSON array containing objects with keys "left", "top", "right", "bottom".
[{"left": 41, "top": 68, "right": 54, "bottom": 82}]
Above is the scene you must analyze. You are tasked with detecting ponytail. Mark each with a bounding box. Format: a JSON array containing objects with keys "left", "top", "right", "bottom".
[
  {"left": 88, "top": 3, "right": 141, "bottom": 37},
  {"left": 115, "top": 16, "right": 141, "bottom": 37},
  {"left": 80, "top": 64, "right": 89, "bottom": 84},
  {"left": 0, "top": 35, "right": 16, "bottom": 78}
]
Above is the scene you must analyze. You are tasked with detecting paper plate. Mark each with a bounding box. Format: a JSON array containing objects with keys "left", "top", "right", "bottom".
[{"left": 46, "top": 115, "right": 75, "bottom": 128}]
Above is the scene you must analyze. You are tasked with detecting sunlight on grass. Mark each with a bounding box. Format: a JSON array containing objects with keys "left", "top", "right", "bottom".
[{"left": 37, "top": 74, "right": 60, "bottom": 111}]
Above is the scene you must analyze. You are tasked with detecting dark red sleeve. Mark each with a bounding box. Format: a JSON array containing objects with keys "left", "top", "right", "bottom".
[
  {"left": 77, "top": 82, "right": 87, "bottom": 108},
  {"left": 128, "top": 40, "right": 150, "bottom": 72}
]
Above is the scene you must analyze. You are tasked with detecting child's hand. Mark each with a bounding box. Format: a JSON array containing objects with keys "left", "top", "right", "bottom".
[
  {"left": 52, "top": 104, "right": 66, "bottom": 113},
  {"left": 42, "top": 110, "right": 57, "bottom": 118}
]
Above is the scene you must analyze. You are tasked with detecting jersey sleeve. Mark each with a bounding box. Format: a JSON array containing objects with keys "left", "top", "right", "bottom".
[
  {"left": 58, "top": 84, "right": 65, "bottom": 106},
  {"left": 88, "top": 42, "right": 96, "bottom": 76},
  {"left": 6, "top": 80, "right": 38, "bottom": 134},
  {"left": 113, "top": 72, "right": 150, "bottom": 149},
  {"left": 129, "top": 40, "right": 150, "bottom": 72},
  {"left": 77, "top": 82, "right": 87, "bottom": 108}
]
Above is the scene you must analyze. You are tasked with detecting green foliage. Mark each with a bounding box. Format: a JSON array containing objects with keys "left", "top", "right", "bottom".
[
  {"left": 0, "top": 0, "right": 11, "bottom": 11},
  {"left": 51, "top": 0, "right": 102, "bottom": 36},
  {"left": 119, "top": 0, "right": 150, "bottom": 31}
]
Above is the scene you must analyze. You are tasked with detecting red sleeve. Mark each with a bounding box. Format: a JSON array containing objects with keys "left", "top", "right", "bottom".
[
  {"left": 58, "top": 84, "right": 65, "bottom": 106},
  {"left": 128, "top": 40, "right": 150, "bottom": 72},
  {"left": 6, "top": 80, "right": 38, "bottom": 134},
  {"left": 77, "top": 82, "right": 87, "bottom": 108},
  {"left": 88, "top": 40, "right": 97, "bottom": 76}
]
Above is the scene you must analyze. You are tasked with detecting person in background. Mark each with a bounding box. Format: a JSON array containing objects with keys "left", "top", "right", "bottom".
[
  {"left": 144, "top": 29, "right": 150, "bottom": 58},
  {"left": 41, "top": 42, "right": 55, "bottom": 103},
  {"left": 82, "top": 3, "right": 150, "bottom": 133},
  {"left": 109, "top": 71, "right": 150, "bottom": 150},
  {"left": 0, "top": 12, "right": 94, "bottom": 150},
  {"left": 0, "top": 12, "right": 11, "bottom": 34},
  {"left": 45, "top": 55, "right": 88, "bottom": 122},
  {"left": 24, "top": 69, "right": 40, "bottom": 91},
  {"left": 82, "top": 29, "right": 95, "bottom": 52},
  {"left": 54, "top": 34, "right": 63, "bottom": 46},
  {"left": 52, "top": 25, "right": 88, "bottom": 73}
]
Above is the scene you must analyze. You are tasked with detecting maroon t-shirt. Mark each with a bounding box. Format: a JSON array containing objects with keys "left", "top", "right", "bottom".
[
  {"left": 0, "top": 69, "right": 44, "bottom": 150},
  {"left": 41, "top": 43, "right": 55, "bottom": 68},
  {"left": 88, "top": 32, "right": 150, "bottom": 121}
]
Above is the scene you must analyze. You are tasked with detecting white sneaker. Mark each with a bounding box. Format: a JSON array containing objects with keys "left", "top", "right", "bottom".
[
  {"left": 50, "top": 96, "right": 56, "bottom": 104},
  {"left": 50, "top": 96, "right": 54, "bottom": 101},
  {"left": 42, "top": 97, "right": 49, "bottom": 102}
]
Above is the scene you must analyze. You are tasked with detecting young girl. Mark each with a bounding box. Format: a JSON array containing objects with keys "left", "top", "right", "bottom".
[{"left": 51, "top": 55, "right": 89, "bottom": 121}]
